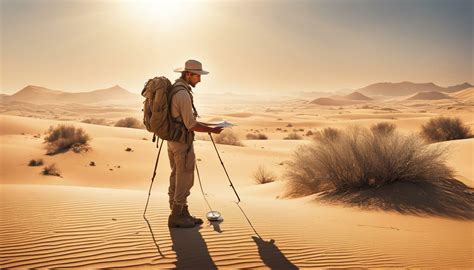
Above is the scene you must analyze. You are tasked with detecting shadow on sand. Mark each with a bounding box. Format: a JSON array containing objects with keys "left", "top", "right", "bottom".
[
  {"left": 252, "top": 236, "right": 298, "bottom": 270},
  {"left": 143, "top": 216, "right": 165, "bottom": 257},
  {"left": 169, "top": 226, "right": 217, "bottom": 269},
  {"left": 320, "top": 178, "right": 474, "bottom": 219}
]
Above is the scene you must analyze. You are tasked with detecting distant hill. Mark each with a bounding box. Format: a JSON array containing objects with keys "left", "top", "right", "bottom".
[
  {"left": 310, "top": 97, "right": 363, "bottom": 106},
  {"left": 357, "top": 82, "right": 472, "bottom": 97},
  {"left": 343, "top": 91, "right": 372, "bottom": 101},
  {"left": 406, "top": 91, "right": 452, "bottom": 100},
  {"left": 4, "top": 85, "right": 140, "bottom": 104},
  {"left": 445, "top": 82, "right": 473, "bottom": 93}
]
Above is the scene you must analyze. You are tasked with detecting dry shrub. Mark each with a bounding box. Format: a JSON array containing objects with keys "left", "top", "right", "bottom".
[
  {"left": 253, "top": 165, "right": 276, "bottom": 184},
  {"left": 421, "top": 116, "right": 472, "bottom": 142},
  {"left": 28, "top": 159, "right": 44, "bottom": 166},
  {"left": 214, "top": 129, "right": 243, "bottom": 146},
  {"left": 42, "top": 163, "right": 61, "bottom": 177},
  {"left": 313, "top": 127, "right": 340, "bottom": 142},
  {"left": 371, "top": 122, "right": 396, "bottom": 136},
  {"left": 44, "top": 125, "right": 90, "bottom": 155},
  {"left": 285, "top": 126, "right": 453, "bottom": 197},
  {"left": 246, "top": 133, "right": 268, "bottom": 140},
  {"left": 82, "top": 118, "right": 109, "bottom": 126},
  {"left": 114, "top": 117, "right": 145, "bottom": 129},
  {"left": 306, "top": 130, "right": 314, "bottom": 136},
  {"left": 284, "top": 133, "right": 302, "bottom": 140}
]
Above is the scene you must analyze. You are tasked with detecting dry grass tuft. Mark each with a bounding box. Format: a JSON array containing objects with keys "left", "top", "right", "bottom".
[
  {"left": 28, "top": 159, "right": 44, "bottom": 166},
  {"left": 284, "top": 132, "right": 302, "bottom": 140},
  {"left": 313, "top": 127, "right": 341, "bottom": 142},
  {"left": 81, "top": 118, "right": 110, "bottom": 126},
  {"left": 213, "top": 130, "right": 243, "bottom": 146},
  {"left": 253, "top": 165, "right": 276, "bottom": 184},
  {"left": 370, "top": 122, "right": 396, "bottom": 135},
  {"left": 421, "top": 116, "right": 472, "bottom": 142},
  {"left": 114, "top": 117, "right": 145, "bottom": 129},
  {"left": 42, "top": 164, "right": 61, "bottom": 177},
  {"left": 246, "top": 133, "right": 268, "bottom": 140},
  {"left": 44, "top": 125, "right": 90, "bottom": 155},
  {"left": 285, "top": 126, "right": 454, "bottom": 197}
]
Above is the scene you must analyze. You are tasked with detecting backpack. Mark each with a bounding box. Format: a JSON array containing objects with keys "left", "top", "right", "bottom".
[{"left": 141, "top": 76, "right": 193, "bottom": 144}]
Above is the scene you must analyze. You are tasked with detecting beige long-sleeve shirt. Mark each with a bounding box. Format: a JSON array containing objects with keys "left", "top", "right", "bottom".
[{"left": 170, "top": 78, "right": 197, "bottom": 130}]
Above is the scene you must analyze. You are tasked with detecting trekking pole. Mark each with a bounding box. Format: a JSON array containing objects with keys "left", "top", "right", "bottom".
[
  {"left": 143, "top": 137, "right": 164, "bottom": 217},
  {"left": 208, "top": 132, "right": 241, "bottom": 203},
  {"left": 196, "top": 163, "right": 214, "bottom": 213}
]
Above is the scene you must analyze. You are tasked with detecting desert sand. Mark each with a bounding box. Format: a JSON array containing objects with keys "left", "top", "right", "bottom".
[{"left": 1, "top": 84, "right": 473, "bottom": 268}]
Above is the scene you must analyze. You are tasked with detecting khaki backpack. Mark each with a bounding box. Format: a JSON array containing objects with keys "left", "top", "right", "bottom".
[{"left": 141, "top": 77, "right": 194, "bottom": 144}]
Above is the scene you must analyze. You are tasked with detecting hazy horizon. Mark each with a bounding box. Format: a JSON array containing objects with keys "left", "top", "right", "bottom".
[{"left": 1, "top": 0, "right": 472, "bottom": 95}]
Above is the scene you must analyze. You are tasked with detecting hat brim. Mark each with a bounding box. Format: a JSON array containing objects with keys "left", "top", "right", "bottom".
[{"left": 174, "top": 68, "right": 209, "bottom": 75}]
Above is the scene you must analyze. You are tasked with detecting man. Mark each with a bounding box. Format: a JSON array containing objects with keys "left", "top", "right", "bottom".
[{"left": 168, "top": 59, "right": 223, "bottom": 228}]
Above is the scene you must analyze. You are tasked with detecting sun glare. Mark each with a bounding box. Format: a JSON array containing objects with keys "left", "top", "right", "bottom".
[{"left": 122, "top": 0, "right": 190, "bottom": 29}]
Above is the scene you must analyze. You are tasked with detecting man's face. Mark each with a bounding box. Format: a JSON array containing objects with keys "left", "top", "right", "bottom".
[{"left": 187, "top": 72, "right": 201, "bottom": 88}]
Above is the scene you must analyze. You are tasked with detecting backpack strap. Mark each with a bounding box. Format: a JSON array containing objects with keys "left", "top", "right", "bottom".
[{"left": 170, "top": 84, "right": 199, "bottom": 118}]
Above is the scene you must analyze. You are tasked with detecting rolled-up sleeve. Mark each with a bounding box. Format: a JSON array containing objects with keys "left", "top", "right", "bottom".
[{"left": 173, "top": 90, "right": 197, "bottom": 130}]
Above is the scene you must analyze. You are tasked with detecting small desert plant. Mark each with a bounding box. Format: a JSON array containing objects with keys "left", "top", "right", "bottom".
[
  {"left": 285, "top": 126, "right": 453, "bottom": 197},
  {"left": 371, "top": 122, "right": 396, "bottom": 136},
  {"left": 284, "top": 133, "right": 302, "bottom": 140},
  {"left": 286, "top": 123, "right": 293, "bottom": 127},
  {"left": 214, "top": 130, "right": 243, "bottom": 146},
  {"left": 28, "top": 159, "right": 44, "bottom": 166},
  {"left": 125, "top": 147, "right": 133, "bottom": 152},
  {"left": 81, "top": 118, "right": 109, "bottom": 126},
  {"left": 89, "top": 161, "right": 96, "bottom": 166},
  {"left": 246, "top": 133, "right": 268, "bottom": 140},
  {"left": 313, "top": 127, "right": 341, "bottom": 142},
  {"left": 253, "top": 165, "right": 276, "bottom": 184},
  {"left": 44, "top": 124, "right": 90, "bottom": 155},
  {"left": 306, "top": 130, "right": 314, "bottom": 136},
  {"left": 421, "top": 116, "right": 472, "bottom": 142},
  {"left": 42, "top": 164, "right": 61, "bottom": 177},
  {"left": 114, "top": 117, "right": 145, "bottom": 129}
]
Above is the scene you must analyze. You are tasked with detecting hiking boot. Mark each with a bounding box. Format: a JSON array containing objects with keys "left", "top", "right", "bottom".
[
  {"left": 168, "top": 204, "right": 195, "bottom": 228},
  {"left": 183, "top": 205, "right": 203, "bottom": 225}
]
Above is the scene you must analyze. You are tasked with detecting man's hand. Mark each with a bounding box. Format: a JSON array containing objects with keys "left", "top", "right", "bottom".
[{"left": 190, "top": 122, "right": 224, "bottom": 134}]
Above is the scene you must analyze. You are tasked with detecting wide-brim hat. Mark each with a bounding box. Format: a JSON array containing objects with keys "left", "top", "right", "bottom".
[{"left": 174, "top": 59, "right": 209, "bottom": 75}]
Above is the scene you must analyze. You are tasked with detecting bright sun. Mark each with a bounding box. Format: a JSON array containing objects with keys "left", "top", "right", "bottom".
[{"left": 122, "top": 0, "right": 189, "bottom": 28}]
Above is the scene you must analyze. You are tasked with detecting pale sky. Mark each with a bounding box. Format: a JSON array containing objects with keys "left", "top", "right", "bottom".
[{"left": 1, "top": 0, "right": 472, "bottom": 95}]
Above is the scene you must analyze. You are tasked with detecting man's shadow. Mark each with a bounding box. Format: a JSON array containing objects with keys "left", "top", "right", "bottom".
[
  {"left": 252, "top": 236, "right": 298, "bottom": 270},
  {"left": 169, "top": 226, "right": 217, "bottom": 269}
]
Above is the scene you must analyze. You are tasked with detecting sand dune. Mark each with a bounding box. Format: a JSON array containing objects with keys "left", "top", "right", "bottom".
[
  {"left": 3, "top": 85, "right": 141, "bottom": 105},
  {"left": 309, "top": 97, "right": 364, "bottom": 106},
  {"left": 1, "top": 94, "right": 473, "bottom": 268},
  {"left": 1, "top": 184, "right": 472, "bottom": 268},
  {"left": 343, "top": 91, "right": 373, "bottom": 100},
  {"left": 452, "top": 87, "right": 474, "bottom": 103},
  {"left": 406, "top": 91, "right": 453, "bottom": 100},
  {"left": 357, "top": 82, "right": 472, "bottom": 97}
]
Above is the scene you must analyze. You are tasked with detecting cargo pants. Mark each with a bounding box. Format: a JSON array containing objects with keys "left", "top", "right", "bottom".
[{"left": 167, "top": 140, "right": 195, "bottom": 207}]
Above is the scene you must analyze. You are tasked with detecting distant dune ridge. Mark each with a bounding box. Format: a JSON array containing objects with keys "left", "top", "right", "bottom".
[
  {"left": 3, "top": 85, "right": 141, "bottom": 104},
  {"left": 451, "top": 87, "right": 474, "bottom": 103},
  {"left": 343, "top": 91, "right": 373, "bottom": 100},
  {"left": 406, "top": 91, "right": 453, "bottom": 100},
  {"left": 357, "top": 82, "right": 472, "bottom": 97},
  {"left": 310, "top": 91, "right": 372, "bottom": 105}
]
